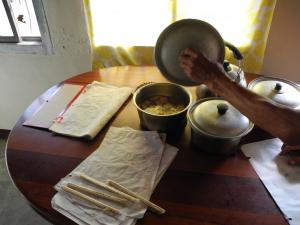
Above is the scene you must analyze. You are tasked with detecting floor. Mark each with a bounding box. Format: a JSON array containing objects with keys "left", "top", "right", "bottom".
[{"left": 0, "top": 138, "right": 52, "bottom": 225}]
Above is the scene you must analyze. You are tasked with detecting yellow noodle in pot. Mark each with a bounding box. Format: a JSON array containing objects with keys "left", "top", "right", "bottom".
[{"left": 141, "top": 96, "right": 185, "bottom": 115}]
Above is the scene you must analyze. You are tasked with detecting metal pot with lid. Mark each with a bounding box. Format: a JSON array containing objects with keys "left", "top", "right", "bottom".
[
  {"left": 248, "top": 76, "right": 300, "bottom": 109},
  {"left": 188, "top": 97, "right": 254, "bottom": 155}
]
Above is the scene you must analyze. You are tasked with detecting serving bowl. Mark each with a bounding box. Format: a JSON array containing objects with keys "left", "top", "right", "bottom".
[{"left": 133, "top": 82, "right": 192, "bottom": 133}]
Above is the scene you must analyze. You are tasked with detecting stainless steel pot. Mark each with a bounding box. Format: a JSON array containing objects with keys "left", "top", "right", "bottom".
[
  {"left": 248, "top": 76, "right": 300, "bottom": 109},
  {"left": 133, "top": 82, "right": 192, "bottom": 133},
  {"left": 187, "top": 97, "right": 254, "bottom": 155}
]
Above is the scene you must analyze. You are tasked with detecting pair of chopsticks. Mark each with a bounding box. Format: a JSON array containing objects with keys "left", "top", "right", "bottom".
[
  {"left": 65, "top": 183, "right": 127, "bottom": 204},
  {"left": 62, "top": 172, "right": 166, "bottom": 215},
  {"left": 78, "top": 173, "right": 137, "bottom": 202},
  {"left": 63, "top": 185, "right": 121, "bottom": 215},
  {"left": 107, "top": 180, "right": 166, "bottom": 215}
]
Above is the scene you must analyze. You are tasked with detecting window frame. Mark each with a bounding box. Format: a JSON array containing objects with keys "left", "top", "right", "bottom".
[
  {"left": 0, "top": 0, "right": 21, "bottom": 43},
  {"left": 0, "top": 0, "right": 53, "bottom": 54}
]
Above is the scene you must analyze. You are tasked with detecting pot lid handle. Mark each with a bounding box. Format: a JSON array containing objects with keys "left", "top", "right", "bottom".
[
  {"left": 217, "top": 103, "right": 228, "bottom": 115},
  {"left": 224, "top": 41, "right": 243, "bottom": 60},
  {"left": 274, "top": 83, "right": 283, "bottom": 93}
]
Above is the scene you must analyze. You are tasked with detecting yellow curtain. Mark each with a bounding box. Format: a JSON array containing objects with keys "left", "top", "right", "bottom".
[
  {"left": 83, "top": 0, "right": 276, "bottom": 74},
  {"left": 238, "top": 0, "right": 277, "bottom": 73}
]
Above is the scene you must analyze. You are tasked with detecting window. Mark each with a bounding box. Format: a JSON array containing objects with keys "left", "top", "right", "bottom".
[
  {"left": 85, "top": 0, "right": 275, "bottom": 72},
  {"left": 0, "top": 0, "right": 52, "bottom": 54},
  {"left": 89, "top": 0, "right": 253, "bottom": 48},
  {"left": 90, "top": 0, "right": 172, "bottom": 47}
]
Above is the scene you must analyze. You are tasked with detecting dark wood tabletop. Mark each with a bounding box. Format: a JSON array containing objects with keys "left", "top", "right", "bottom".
[{"left": 5, "top": 66, "right": 287, "bottom": 225}]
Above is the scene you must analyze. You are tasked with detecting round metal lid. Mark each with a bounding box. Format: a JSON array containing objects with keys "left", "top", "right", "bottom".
[
  {"left": 155, "top": 19, "right": 225, "bottom": 86},
  {"left": 248, "top": 77, "right": 300, "bottom": 109},
  {"left": 188, "top": 98, "right": 252, "bottom": 138}
]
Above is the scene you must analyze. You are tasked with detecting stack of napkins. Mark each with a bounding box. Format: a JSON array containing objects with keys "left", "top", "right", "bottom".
[
  {"left": 49, "top": 81, "right": 133, "bottom": 139},
  {"left": 241, "top": 138, "right": 300, "bottom": 225},
  {"left": 52, "top": 127, "right": 178, "bottom": 225}
]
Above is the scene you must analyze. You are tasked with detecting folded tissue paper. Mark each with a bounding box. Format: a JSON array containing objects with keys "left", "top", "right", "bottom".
[
  {"left": 49, "top": 82, "right": 133, "bottom": 139},
  {"left": 52, "top": 127, "right": 178, "bottom": 225}
]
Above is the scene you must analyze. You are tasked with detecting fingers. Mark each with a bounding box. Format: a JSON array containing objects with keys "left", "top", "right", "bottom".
[
  {"left": 280, "top": 144, "right": 300, "bottom": 166},
  {"left": 179, "top": 48, "right": 199, "bottom": 77},
  {"left": 180, "top": 49, "right": 198, "bottom": 66},
  {"left": 180, "top": 54, "right": 194, "bottom": 68},
  {"left": 280, "top": 144, "right": 300, "bottom": 155},
  {"left": 180, "top": 62, "right": 192, "bottom": 76},
  {"left": 280, "top": 144, "right": 288, "bottom": 155},
  {"left": 181, "top": 48, "right": 199, "bottom": 59},
  {"left": 178, "top": 47, "right": 222, "bottom": 84},
  {"left": 288, "top": 157, "right": 300, "bottom": 166}
]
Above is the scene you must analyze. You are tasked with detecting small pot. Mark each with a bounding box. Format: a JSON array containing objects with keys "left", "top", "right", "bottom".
[
  {"left": 187, "top": 97, "right": 254, "bottom": 155},
  {"left": 248, "top": 76, "right": 300, "bottom": 109},
  {"left": 133, "top": 82, "right": 192, "bottom": 133}
]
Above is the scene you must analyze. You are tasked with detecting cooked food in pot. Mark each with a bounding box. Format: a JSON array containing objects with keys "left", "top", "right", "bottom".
[{"left": 141, "top": 95, "right": 185, "bottom": 115}]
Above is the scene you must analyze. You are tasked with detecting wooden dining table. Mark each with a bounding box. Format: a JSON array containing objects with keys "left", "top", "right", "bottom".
[{"left": 5, "top": 66, "right": 288, "bottom": 225}]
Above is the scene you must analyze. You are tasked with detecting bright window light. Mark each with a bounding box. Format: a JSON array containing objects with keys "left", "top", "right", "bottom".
[
  {"left": 0, "top": 0, "right": 41, "bottom": 41},
  {"left": 10, "top": 0, "right": 41, "bottom": 37},
  {"left": 90, "top": 0, "right": 171, "bottom": 47},
  {"left": 177, "top": 0, "right": 253, "bottom": 47},
  {"left": 0, "top": 0, "right": 52, "bottom": 54},
  {"left": 90, "top": 0, "right": 255, "bottom": 48},
  {"left": 0, "top": 0, "right": 13, "bottom": 36}
]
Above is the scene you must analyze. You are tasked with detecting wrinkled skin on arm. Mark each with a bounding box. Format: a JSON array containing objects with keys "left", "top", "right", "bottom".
[{"left": 180, "top": 48, "right": 300, "bottom": 165}]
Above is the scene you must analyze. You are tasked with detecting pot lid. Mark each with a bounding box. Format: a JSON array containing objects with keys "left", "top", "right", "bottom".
[
  {"left": 248, "top": 77, "right": 300, "bottom": 109},
  {"left": 188, "top": 98, "right": 251, "bottom": 138},
  {"left": 155, "top": 19, "right": 225, "bottom": 86}
]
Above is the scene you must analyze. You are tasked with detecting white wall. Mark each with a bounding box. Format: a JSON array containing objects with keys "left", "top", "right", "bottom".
[
  {"left": 0, "top": 0, "right": 92, "bottom": 129},
  {"left": 262, "top": 0, "right": 300, "bottom": 83}
]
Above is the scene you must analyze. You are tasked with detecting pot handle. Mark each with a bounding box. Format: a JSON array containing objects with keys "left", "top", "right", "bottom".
[{"left": 224, "top": 41, "right": 243, "bottom": 61}]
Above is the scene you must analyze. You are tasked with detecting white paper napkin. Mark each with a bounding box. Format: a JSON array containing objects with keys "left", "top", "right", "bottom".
[
  {"left": 49, "top": 81, "right": 133, "bottom": 139},
  {"left": 52, "top": 127, "right": 178, "bottom": 225},
  {"left": 241, "top": 138, "right": 300, "bottom": 225}
]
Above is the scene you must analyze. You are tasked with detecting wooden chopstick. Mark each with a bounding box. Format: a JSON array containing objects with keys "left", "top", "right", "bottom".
[
  {"left": 107, "top": 180, "right": 166, "bottom": 215},
  {"left": 77, "top": 173, "right": 138, "bottom": 202},
  {"left": 62, "top": 185, "right": 120, "bottom": 215},
  {"left": 66, "top": 183, "right": 127, "bottom": 205}
]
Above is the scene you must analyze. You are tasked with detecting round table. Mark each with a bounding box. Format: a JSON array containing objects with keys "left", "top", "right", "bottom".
[{"left": 5, "top": 66, "right": 287, "bottom": 225}]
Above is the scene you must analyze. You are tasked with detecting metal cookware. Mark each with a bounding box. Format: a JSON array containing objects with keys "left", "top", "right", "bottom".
[
  {"left": 196, "top": 62, "right": 247, "bottom": 99},
  {"left": 187, "top": 97, "right": 254, "bottom": 155},
  {"left": 155, "top": 19, "right": 244, "bottom": 87},
  {"left": 248, "top": 76, "right": 300, "bottom": 109},
  {"left": 133, "top": 82, "right": 192, "bottom": 133}
]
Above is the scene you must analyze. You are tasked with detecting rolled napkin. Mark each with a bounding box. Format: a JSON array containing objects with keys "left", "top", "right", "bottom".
[
  {"left": 241, "top": 138, "right": 300, "bottom": 225},
  {"left": 52, "top": 127, "right": 179, "bottom": 225},
  {"left": 49, "top": 81, "right": 133, "bottom": 139}
]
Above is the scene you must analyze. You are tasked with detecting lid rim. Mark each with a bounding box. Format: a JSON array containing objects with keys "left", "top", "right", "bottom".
[
  {"left": 187, "top": 97, "right": 254, "bottom": 138},
  {"left": 133, "top": 82, "right": 193, "bottom": 117},
  {"left": 188, "top": 119, "right": 254, "bottom": 139},
  {"left": 248, "top": 76, "right": 300, "bottom": 92},
  {"left": 248, "top": 76, "right": 300, "bottom": 109}
]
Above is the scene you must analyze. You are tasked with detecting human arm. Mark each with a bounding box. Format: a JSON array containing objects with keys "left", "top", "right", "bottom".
[{"left": 179, "top": 48, "right": 300, "bottom": 163}]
